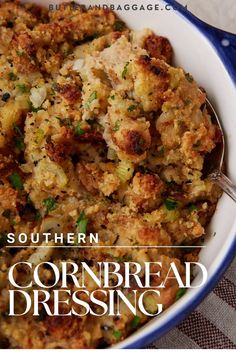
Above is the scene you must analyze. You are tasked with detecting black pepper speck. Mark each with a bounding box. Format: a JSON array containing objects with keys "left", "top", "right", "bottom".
[{"left": 2, "top": 93, "right": 10, "bottom": 102}]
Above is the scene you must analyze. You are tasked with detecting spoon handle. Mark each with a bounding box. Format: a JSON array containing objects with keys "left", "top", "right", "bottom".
[{"left": 209, "top": 170, "right": 236, "bottom": 203}]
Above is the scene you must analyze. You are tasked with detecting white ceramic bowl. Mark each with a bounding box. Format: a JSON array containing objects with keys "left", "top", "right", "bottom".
[{"left": 18, "top": 0, "right": 236, "bottom": 348}]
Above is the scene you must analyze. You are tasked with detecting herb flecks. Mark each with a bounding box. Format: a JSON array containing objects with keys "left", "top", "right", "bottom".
[
  {"left": 164, "top": 198, "right": 178, "bottom": 211},
  {"left": 112, "top": 121, "right": 120, "bottom": 132},
  {"left": 75, "top": 122, "right": 85, "bottom": 136},
  {"left": 176, "top": 288, "right": 186, "bottom": 300},
  {"left": 84, "top": 91, "right": 97, "bottom": 109},
  {"left": 13, "top": 123, "right": 25, "bottom": 151},
  {"left": 121, "top": 62, "right": 129, "bottom": 79},
  {"left": 43, "top": 197, "right": 57, "bottom": 214},
  {"left": 76, "top": 211, "right": 89, "bottom": 234},
  {"left": 112, "top": 330, "right": 122, "bottom": 339},
  {"left": 130, "top": 316, "right": 140, "bottom": 329},
  {"left": 127, "top": 105, "right": 136, "bottom": 112},
  {"left": 9, "top": 173, "right": 24, "bottom": 190},
  {"left": 16, "top": 83, "right": 27, "bottom": 94}
]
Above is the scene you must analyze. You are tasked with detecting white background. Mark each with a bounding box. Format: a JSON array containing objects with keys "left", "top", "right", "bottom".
[{"left": 177, "top": 0, "right": 236, "bottom": 34}]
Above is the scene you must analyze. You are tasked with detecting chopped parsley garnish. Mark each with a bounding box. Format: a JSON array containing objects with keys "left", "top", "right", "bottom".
[
  {"left": 84, "top": 91, "right": 97, "bottom": 109},
  {"left": 13, "top": 123, "right": 25, "bottom": 151},
  {"left": 8, "top": 72, "right": 18, "bottom": 81},
  {"left": 112, "top": 121, "right": 120, "bottom": 132},
  {"left": 164, "top": 198, "right": 178, "bottom": 211},
  {"left": 16, "top": 137, "right": 25, "bottom": 151},
  {"left": 28, "top": 101, "right": 42, "bottom": 112},
  {"left": 112, "top": 330, "right": 122, "bottom": 339},
  {"left": 121, "top": 62, "right": 129, "bottom": 79},
  {"left": 127, "top": 105, "right": 136, "bottom": 112},
  {"left": 131, "top": 316, "right": 140, "bottom": 329},
  {"left": 113, "top": 20, "right": 125, "bottom": 32},
  {"left": 16, "top": 83, "right": 27, "bottom": 94},
  {"left": 75, "top": 122, "right": 85, "bottom": 136},
  {"left": 188, "top": 204, "right": 198, "bottom": 213},
  {"left": 76, "top": 211, "right": 88, "bottom": 234},
  {"left": 9, "top": 173, "right": 23, "bottom": 190},
  {"left": 176, "top": 288, "right": 187, "bottom": 300},
  {"left": 43, "top": 197, "right": 57, "bottom": 213},
  {"left": 13, "top": 123, "right": 23, "bottom": 137},
  {"left": 110, "top": 95, "right": 115, "bottom": 100}
]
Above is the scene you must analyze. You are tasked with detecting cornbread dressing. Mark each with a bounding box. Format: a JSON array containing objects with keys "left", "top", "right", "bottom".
[{"left": 0, "top": 1, "right": 222, "bottom": 349}]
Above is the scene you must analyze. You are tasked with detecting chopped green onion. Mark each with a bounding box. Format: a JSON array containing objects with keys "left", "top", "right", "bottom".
[
  {"left": 176, "top": 288, "right": 187, "bottom": 300},
  {"left": 13, "top": 123, "right": 25, "bottom": 150},
  {"left": 15, "top": 137, "right": 25, "bottom": 151},
  {"left": 43, "top": 197, "right": 57, "bottom": 213},
  {"left": 164, "top": 198, "right": 178, "bottom": 211},
  {"left": 131, "top": 316, "right": 140, "bottom": 329},
  {"left": 13, "top": 123, "right": 24, "bottom": 137},
  {"left": 9, "top": 173, "right": 23, "bottom": 190},
  {"left": 112, "top": 330, "right": 122, "bottom": 339},
  {"left": 16, "top": 83, "right": 27, "bottom": 94},
  {"left": 75, "top": 122, "right": 85, "bottom": 136},
  {"left": 112, "top": 121, "right": 120, "bottom": 132},
  {"left": 121, "top": 62, "right": 129, "bottom": 79},
  {"left": 28, "top": 101, "right": 42, "bottom": 112},
  {"left": 85, "top": 91, "right": 97, "bottom": 109},
  {"left": 127, "top": 105, "right": 136, "bottom": 112},
  {"left": 110, "top": 95, "right": 115, "bottom": 100},
  {"left": 188, "top": 204, "right": 198, "bottom": 213},
  {"left": 76, "top": 211, "right": 89, "bottom": 234}
]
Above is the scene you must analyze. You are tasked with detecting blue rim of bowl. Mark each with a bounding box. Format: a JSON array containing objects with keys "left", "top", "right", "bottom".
[
  {"left": 163, "top": 0, "right": 236, "bottom": 86},
  {"left": 121, "top": 1, "right": 236, "bottom": 349}
]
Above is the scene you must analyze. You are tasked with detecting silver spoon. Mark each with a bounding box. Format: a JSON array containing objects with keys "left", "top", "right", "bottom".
[{"left": 203, "top": 97, "right": 236, "bottom": 202}]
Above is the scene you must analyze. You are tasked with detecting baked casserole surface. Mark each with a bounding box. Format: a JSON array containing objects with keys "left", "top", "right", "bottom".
[{"left": 0, "top": 1, "right": 222, "bottom": 348}]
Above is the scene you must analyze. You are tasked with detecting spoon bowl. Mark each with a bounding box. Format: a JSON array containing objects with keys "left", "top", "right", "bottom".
[{"left": 204, "top": 97, "right": 236, "bottom": 202}]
